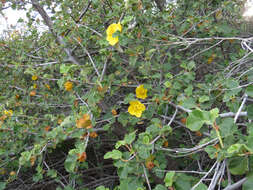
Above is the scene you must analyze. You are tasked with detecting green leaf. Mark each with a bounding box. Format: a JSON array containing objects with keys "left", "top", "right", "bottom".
[
  {"left": 60, "top": 64, "right": 76, "bottom": 74},
  {"left": 246, "top": 85, "right": 253, "bottom": 97},
  {"left": 19, "top": 151, "right": 32, "bottom": 166},
  {"left": 181, "top": 97, "right": 196, "bottom": 109},
  {"left": 95, "top": 186, "right": 109, "bottom": 190},
  {"left": 47, "top": 169, "right": 57, "bottom": 178},
  {"left": 188, "top": 61, "right": 196, "bottom": 71},
  {"left": 115, "top": 140, "right": 126, "bottom": 149},
  {"left": 164, "top": 171, "right": 175, "bottom": 187},
  {"left": 219, "top": 118, "right": 237, "bottom": 137},
  {"left": 161, "top": 124, "right": 172, "bottom": 133},
  {"left": 186, "top": 109, "right": 205, "bottom": 131},
  {"left": 228, "top": 157, "right": 249, "bottom": 175},
  {"left": 123, "top": 93, "right": 135, "bottom": 104},
  {"left": 247, "top": 104, "right": 253, "bottom": 119},
  {"left": 104, "top": 150, "right": 122, "bottom": 160},
  {"left": 154, "top": 184, "right": 167, "bottom": 190},
  {"left": 60, "top": 116, "right": 73, "bottom": 127},
  {"left": 195, "top": 183, "right": 208, "bottom": 190},
  {"left": 209, "top": 108, "right": 219, "bottom": 123},
  {"left": 223, "top": 80, "right": 242, "bottom": 102},
  {"left": 205, "top": 145, "right": 218, "bottom": 159},
  {"left": 0, "top": 182, "right": 6, "bottom": 190},
  {"left": 64, "top": 156, "right": 77, "bottom": 173},
  {"left": 118, "top": 113, "right": 129, "bottom": 127},
  {"left": 142, "top": 135, "right": 150, "bottom": 144},
  {"left": 124, "top": 131, "right": 136, "bottom": 144},
  {"left": 138, "top": 146, "right": 150, "bottom": 159},
  {"left": 119, "top": 164, "right": 129, "bottom": 179},
  {"left": 165, "top": 73, "right": 173, "bottom": 79},
  {"left": 164, "top": 81, "right": 172, "bottom": 88},
  {"left": 199, "top": 95, "right": 210, "bottom": 103},
  {"left": 174, "top": 174, "right": 193, "bottom": 190},
  {"left": 227, "top": 144, "right": 253, "bottom": 156},
  {"left": 186, "top": 108, "right": 219, "bottom": 131},
  {"left": 184, "top": 85, "right": 193, "bottom": 96},
  {"left": 121, "top": 15, "right": 134, "bottom": 24},
  {"left": 119, "top": 177, "right": 144, "bottom": 190},
  {"left": 243, "top": 172, "right": 253, "bottom": 190}
]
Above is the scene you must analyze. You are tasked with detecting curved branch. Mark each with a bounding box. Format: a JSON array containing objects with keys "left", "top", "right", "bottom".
[{"left": 31, "top": 0, "right": 81, "bottom": 65}]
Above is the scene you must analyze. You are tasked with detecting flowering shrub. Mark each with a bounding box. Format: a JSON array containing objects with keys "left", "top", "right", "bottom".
[{"left": 0, "top": 0, "right": 253, "bottom": 190}]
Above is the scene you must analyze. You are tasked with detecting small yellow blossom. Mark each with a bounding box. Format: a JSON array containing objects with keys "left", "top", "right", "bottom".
[
  {"left": 45, "top": 84, "right": 51, "bottom": 90},
  {"left": 30, "top": 90, "right": 36, "bottom": 96},
  {"left": 106, "top": 23, "right": 122, "bottom": 46},
  {"left": 111, "top": 109, "right": 117, "bottom": 116},
  {"left": 128, "top": 100, "right": 145, "bottom": 118},
  {"left": 76, "top": 114, "right": 92, "bottom": 129},
  {"left": 10, "top": 171, "right": 16, "bottom": 176},
  {"left": 4, "top": 110, "right": 13, "bottom": 117},
  {"left": 33, "top": 83, "right": 37, "bottom": 89},
  {"left": 89, "top": 132, "right": 98, "bottom": 138},
  {"left": 32, "top": 75, "right": 38, "bottom": 81},
  {"left": 136, "top": 85, "right": 147, "bottom": 99},
  {"left": 64, "top": 81, "right": 73, "bottom": 91}
]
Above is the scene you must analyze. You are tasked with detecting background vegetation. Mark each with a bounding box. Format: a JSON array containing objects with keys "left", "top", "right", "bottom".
[{"left": 0, "top": 0, "right": 253, "bottom": 189}]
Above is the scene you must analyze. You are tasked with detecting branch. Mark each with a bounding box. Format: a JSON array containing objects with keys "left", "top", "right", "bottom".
[
  {"left": 65, "top": 0, "right": 92, "bottom": 36},
  {"left": 191, "top": 161, "right": 218, "bottom": 190},
  {"left": 31, "top": 0, "right": 81, "bottom": 65},
  {"left": 168, "top": 101, "right": 248, "bottom": 118},
  {"left": 223, "top": 177, "right": 247, "bottom": 190},
  {"left": 234, "top": 94, "right": 248, "bottom": 123},
  {"left": 142, "top": 164, "right": 152, "bottom": 190}
]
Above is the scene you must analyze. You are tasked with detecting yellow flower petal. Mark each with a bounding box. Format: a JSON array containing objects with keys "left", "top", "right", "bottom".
[
  {"left": 106, "top": 35, "right": 119, "bottom": 46},
  {"left": 136, "top": 85, "right": 148, "bottom": 99},
  {"left": 106, "top": 22, "right": 122, "bottom": 46},
  {"left": 64, "top": 81, "right": 73, "bottom": 91},
  {"left": 4, "top": 110, "right": 13, "bottom": 117},
  {"left": 128, "top": 100, "right": 146, "bottom": 118},
  {"left": 32, "top": 75, "right": 38, "bottom": 81}
]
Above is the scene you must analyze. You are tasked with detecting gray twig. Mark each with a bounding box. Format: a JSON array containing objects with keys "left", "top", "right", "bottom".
[
  {"left": 223, "top": 177, "right": 247, "bottom": 190},
  {"left": 234, "top": 94, "right": 248, "bottom": 123},
  {"left": 191, "top": 161, "right": 218, "bottom": 190},
  {"left": 31, "top": 0, "right": 81, "bottom": 65},
  {"left": 142, "top": 164, "right": 151, "bottom": 190}
]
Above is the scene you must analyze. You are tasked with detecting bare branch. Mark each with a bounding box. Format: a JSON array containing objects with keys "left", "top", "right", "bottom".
[
  {"left": 223, "top": 177, "right": 247, "bottom": 190},
  {"left": 31, "top": 0, "right": 81, "bottom": 65},
  {"left": 234, "top": 94, "right": 248, "bottom": 123}
]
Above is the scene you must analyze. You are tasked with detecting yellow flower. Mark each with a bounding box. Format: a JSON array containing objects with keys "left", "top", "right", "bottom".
[
  {"left": 106, "top": 23, "right": 122, "bottom": 46},
  {"left": 33, "top": 83, "right": 37, "bottom": 89},
  {"left": 4, "top": 110, "right": 13, "bottom": 117},
  {"left": 64, "top": 81, "right": 73, "bottom": 91},
  {"left": 32, "top": 75, "right": 38, "bottom": 81},
  {"left": 128, "top": 100, "right": 145, "bottom": 118},
  {"left": 89, "top": 132, "right": 98, "bottom": 138},
  {"left": 30, "top": 90, "right": 36, "bottom": 96},
  {"left": 9, "top": 171, "right": 16, "bottom": 176},
  {"left": 136, "top": 85, "right": 147, "bottom": 99},
  {"left": 45, "top": 84, "right": 51, "bottom": 90}
]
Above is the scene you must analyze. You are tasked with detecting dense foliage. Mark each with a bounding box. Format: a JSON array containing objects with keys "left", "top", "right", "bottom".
[{"left": 0, "top": 0, "right": 253, "bottom": 189}]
